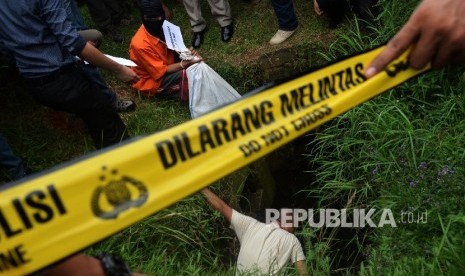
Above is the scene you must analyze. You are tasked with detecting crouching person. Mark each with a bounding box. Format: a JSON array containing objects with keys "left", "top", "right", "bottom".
[
  {"left": 129, "top": 0, "right": 202, "bottom": 102},
  {"left": 201, "top": 187, "right": 308, "bottom": 275},
  {"left": 0, "top": 0, "right": 139, "bottom": 149}
]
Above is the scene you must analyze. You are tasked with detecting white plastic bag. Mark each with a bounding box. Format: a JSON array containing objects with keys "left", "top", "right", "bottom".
[{"left": 186, "top": 62, "right": 241, "bottom": 118}]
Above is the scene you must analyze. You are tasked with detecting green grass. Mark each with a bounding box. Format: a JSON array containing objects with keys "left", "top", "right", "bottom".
[
  {"left": 302, "top": 0, "right": 465, "bottom": 274},
  {"left": 86, "top": 190, "right": 237, "bottom": 275}
]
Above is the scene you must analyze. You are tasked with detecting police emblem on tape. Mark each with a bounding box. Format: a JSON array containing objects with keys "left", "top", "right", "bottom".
[{"left": 91, "top": 166, "right": 148, "bottom": 219}]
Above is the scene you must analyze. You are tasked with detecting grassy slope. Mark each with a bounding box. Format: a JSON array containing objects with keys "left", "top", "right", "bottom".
[
  {"left": 0, "top": 0, "right": 338, "bottom": 174},
  {"left": 305, "top": 0, "right": 465, "bottom": 275}
]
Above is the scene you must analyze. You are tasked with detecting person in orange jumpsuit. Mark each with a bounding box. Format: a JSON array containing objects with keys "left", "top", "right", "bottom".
[{"left": 130, "top": 0, "right": 202, "bottom": 101}]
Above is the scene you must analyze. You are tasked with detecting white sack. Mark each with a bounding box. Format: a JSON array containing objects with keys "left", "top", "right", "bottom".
[{"left": 186, "top": 62, "right": 241, "bottom": 118}]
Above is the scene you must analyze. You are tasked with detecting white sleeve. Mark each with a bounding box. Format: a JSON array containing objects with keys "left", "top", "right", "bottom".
[
  {"left": 291, "top": 238, "right": 306, "bottom": 263},
  {"left": 229, "top": 209, "right": 258, "bottom": 243}
]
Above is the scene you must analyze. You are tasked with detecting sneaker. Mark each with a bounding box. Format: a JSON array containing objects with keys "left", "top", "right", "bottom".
[
  {"left": 269, "top": 29, "right": 297, "bottom": 45},
  {"left": 113, "top": 99, "right": 136, "bottom": 112}
]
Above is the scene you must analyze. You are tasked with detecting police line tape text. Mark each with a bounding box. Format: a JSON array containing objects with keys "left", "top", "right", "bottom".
[
  {"left": 0, "top": 244, "right": 30, "bottom": 272},
  {"left": 239, "top": 104, "right": 332, "bottom": 157},
  {"left": 0, "top": 185, "right": 67, "bottom": 240},
  {"left": 155, "top": 63, "right": 365, "bottom": 169}
]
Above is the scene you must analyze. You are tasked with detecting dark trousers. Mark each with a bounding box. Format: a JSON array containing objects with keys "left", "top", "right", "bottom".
[
  {"left": 0, "top": 134, "right": 26, "bottom": 181},
  {"left": 271, "top": 0, "right": 298, "bottom": 31},
  {"left": 317, "top": 0, "right": 378, "bottom": 27},
  {"left": 84, "top": 0, "right": 125, "bottom": 29},
  {"left": 80, "top": 64, "right": 117, "bottom": 105},
  {"left": 26, "top": 66, "right": 129, "bottom": 149}
]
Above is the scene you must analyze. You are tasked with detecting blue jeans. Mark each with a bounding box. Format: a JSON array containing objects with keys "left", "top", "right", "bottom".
[
  {"left": 271, "top": 0, "right": 298, "bottom": 31},
  {"left": 0, "top": 134, "right": 26, "bottom": 181}
]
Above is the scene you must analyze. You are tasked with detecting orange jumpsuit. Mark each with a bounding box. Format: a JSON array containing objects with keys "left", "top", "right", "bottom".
[{"left": 129, "top": 25, "right": 176, "bottom": 97}]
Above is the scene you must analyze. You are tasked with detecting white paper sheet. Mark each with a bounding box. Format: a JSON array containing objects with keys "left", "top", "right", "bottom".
[
  {"left": 104, "top": 54, "right": 137, "bottom": 67},
  {"left": 162, "top": 20, "right": 189, "bottom": 52}
]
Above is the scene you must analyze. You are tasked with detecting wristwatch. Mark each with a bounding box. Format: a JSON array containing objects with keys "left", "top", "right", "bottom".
[{"left": 97, "top": 253, "right": 132, "bottom": 276}]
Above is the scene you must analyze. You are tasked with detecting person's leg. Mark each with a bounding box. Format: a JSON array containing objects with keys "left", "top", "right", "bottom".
[
  {"left": 207, "top": 0, "right": 233, "bottom": 27},
  {"left": 116, "top": 0, "right": 133, "bottom": 25},
  {"left": 73, "top": 79, "right": 130, "bottom": 148},
  {"left": 182, "top": 0, "right": 207, "bottom": 32},
  {"left": 77, "top": 30, "right": 111, "bottom": 103},
  {"left": 84, "top": 0, "right": 112, "bottom": 30},
  {"left": 156, "top": 71, "right": 188, "bottom": 102},
  {"left": 0, "top": 134, "right": 27, "bottom": 181},
  {"left": 79, "top": 64, "right": 116, "bottom": 104},
  {"left": 207, "top": 0, "right": 234, "bottom": 42},
  {"left": 316, "top": 0, "right": 349, "bottom": 28},
  {"left": 27, "top": 67, "right": 129, "bottom": 149},
  {"left": 79, "top": 64, "right": 136, "bottom": 112},
  {"left": 84, "top": 0, "right": 124, "bottom": 42},
  {"left": 353, "top": 0, "right": 379, "bottom": 27},
  {"left": 102, "top": 0, "right": 126, "bottom": 25},
  {"left": 183, "top": 0, "right": 208, "bottom": 48},
  {"left": 269, "top": 0, "right": 298, "bottom": 44},
  {"left": 271, "top": 0, "right": 298, "bottom": 31}
]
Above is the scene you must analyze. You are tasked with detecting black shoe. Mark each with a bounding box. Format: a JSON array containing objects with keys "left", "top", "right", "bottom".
[
  {"left": 192, "top": 30, "right": 205, "bottom": 49},
  {"left": 221, "top": 24, "right": 234, "bottom": 43},
  {"left": 113, "top": 99, "right": 136, "bottom": 112}
]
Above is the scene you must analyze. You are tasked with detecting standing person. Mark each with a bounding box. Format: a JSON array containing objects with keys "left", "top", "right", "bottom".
[
  {"left": 182, "top": 0, "right": 234, "bottom": 48},
  {"left": 83, "top": 0, "right": 132, "bottom": 43},
  {"left": 366, "top": 0, "right": 465, "bottom": 78},
  {"left": 269, "top": 0, "right": 299, "bottom": 45},
  {"left": 201, "top": 187, "right": 307, "bottom": 275},
  {"left": 0, "top": 0, "right": 139, "bottom": 149},
  {"left": 130, "top": 0, "right": 203, "bottom": 100}
]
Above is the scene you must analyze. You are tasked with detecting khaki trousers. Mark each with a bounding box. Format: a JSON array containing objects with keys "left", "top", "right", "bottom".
[{"left": 182, "top": 0, "right": 233, "bottom": 32}]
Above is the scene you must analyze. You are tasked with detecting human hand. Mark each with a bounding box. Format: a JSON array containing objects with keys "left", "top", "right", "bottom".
[
  {"left": 185, "top": 57, "right": 203, "bottom": 67},
  {"left": 116, "top": 65, "right": 139, "bottom": 83},
  {"left": 366, "top": 0, "right": 465, "bottom": 78},
  {"left": 313, "top": 0, "right": 324, "bottom": 15},
  {"left": 184, "top": 48, "right": 203, "bottom": 67},
  {"left": 190, "top": 49, "right": 203, "bottom": 62}
]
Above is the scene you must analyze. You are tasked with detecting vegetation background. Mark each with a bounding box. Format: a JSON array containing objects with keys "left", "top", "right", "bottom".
[{"left": 1, "top": 0, "right": 465, "bottom": 275}]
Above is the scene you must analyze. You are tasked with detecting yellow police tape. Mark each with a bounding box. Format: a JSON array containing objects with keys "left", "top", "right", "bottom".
[{"left": 0, "top": 46, "right": 429, "bottom": 274}]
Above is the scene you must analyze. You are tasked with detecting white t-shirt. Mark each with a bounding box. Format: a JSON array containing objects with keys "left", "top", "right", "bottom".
[{"left": 230, "top": 210, "right": 305, "bottom": 275}]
